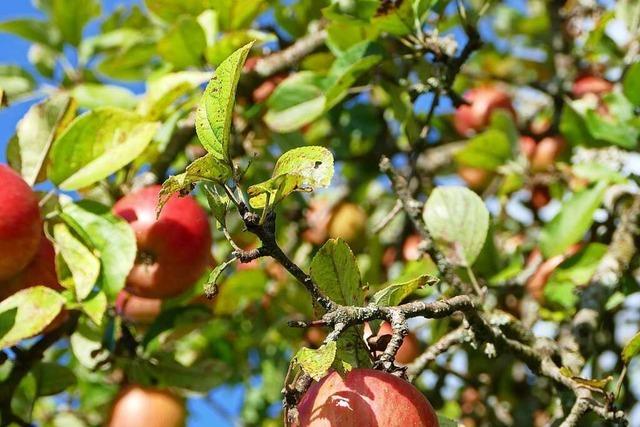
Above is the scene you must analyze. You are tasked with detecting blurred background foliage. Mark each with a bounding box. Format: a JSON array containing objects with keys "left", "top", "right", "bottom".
[{"left": 0, "top": 0, "right": 639, "bottom": 426}]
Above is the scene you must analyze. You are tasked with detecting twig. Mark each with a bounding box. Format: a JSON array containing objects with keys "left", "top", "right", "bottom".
[
  {"left": 253, "top": 29, "right": 327, "bottom": 77},
  {"left": 407, "top": 326, "right": 468, "bottom": 380}
]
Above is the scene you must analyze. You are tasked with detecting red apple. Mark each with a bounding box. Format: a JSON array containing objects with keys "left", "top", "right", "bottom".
[
  {"left": 402, "top": 234, "right": 424, "bottom": 261},
  {"left": 531, "top": 184, "right": 551, "bottom": 210},
  {"left": 304, "top": 326, "right": 328, "bottom": 349},
  {"left": 302, "top": 199, "right": 332, "bottom": 245},
  {"left": 525, "top": 244, "right": 581, "bottom": 302},
  {"left": 530, "top": 136, "right": 565, "bottom": 172},
  {"left": 519, "top": 136, "right": 537, "bottom": 160},
  {"left": 364, "top": 322, "right": 421, "bottom": 365},
  {"left": 108, "top": 385, "right": 185, "bottom": 427},
  {"left": 0, "top": 237, "right": 67, "bottom": 331},
  {"left": 295, "top": 368, "right": 438, "bottom": 427},
  {"left": 0, "top": 164, "right": 42, "bottom": 281},
  {"left": 115, "top": 290, "right": 162, "bottom": 325},
  {"left": 113, "top": 185, "right": 212, "bottom": 299},
  {"left": 454, "top": 86, "right": 515, "bottom": 137},
  {"left": 571, "top": 75, "right": 613, "bottom": 98},
  {"left": 458, "top": 167, "right": 493, "bottom": 191},
  {"left": 252, "top": 74, "right": 287, "bottom": 103}
]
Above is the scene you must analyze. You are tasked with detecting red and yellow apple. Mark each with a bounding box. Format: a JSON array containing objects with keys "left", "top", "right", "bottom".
[
  {"left": 108, "top": 385, "right": 186, "bottom": 427},
  {"left": 571, "top": 75, "right": 613, "bottom": 98},
  {"left": 530, "top": 136, "right": 565, "bottom": 172},
  {"left": 454, "top": 86, "right": 514, "bottom": 137},
  {"left": 115, "top": 290, "right": 162, "bottom": 325},
  {"left": 458, "top": 167, "right": 493, "bottom": 191},
  {"left": 0, "top": 164, "right": 42, "bottom": 281},
  {"left": 327, "top": 202, "right": 367, "bottom": 247},
  {"left": 295, "top": 368, "right": 438, "bottom": 427},
  {"left": 113, "top": 185, "right": 212, "bottom": 299}
]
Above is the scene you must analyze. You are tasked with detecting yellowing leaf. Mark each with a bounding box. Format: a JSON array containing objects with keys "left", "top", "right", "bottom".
[{"left": 0, "top": 286, "right": 65, "bottom": 348}]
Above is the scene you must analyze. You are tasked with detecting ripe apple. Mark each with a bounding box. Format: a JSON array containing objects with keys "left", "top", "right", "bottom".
[
  {"left": 252, "top": 74, "right": 287, "bottom": 103},
  {"left": 0, "top": 164, "right": 42, "bottom": 281},
  {"left": 113, "top": 185, "right": 212, "bottom": 299},
  {"left": 525, "top": 244, "right": 581, "bottom": 302},
  {"left": 364, "top": 322, "right": 421, "bottom": 365},
  {"left": 0, "top": 237, "right": 67, "bottom": 332},
  {"left": 295, "top": 368, "right": 438, "bottom": 427},
  {"left": 530, "top": 136, "right": 565, "bottom": 172},
  {"left": 115, "top": 290, "right": 162, "bottom": 325},
  {"left": 108, "top": 385, "right": 185, "bottom": 427},
  {"left": 304, "top": 326, "right": 328, "bottom": 349},
  {"left": 453, "top": 86, "right": 514, "bottom": 137},
  {"left": 530, "top": 184, "right": 551, "bottom": 210},
  {"left": 458, "top": 166, "right": 493, "bottom": 191},
  {"left": 519, "top": 136, "right": 537, "bottom": 160},
  {"left": 402, "top": 234, "right": 424, "bottom": 261},
  {"left": 571, "top": 75, "right": 613, "bottom": 98},
  {"left": 302, "top": 199, "right": 332, "bottom": 245},
  {"left": 327, "top": 202, "right": 367, "bottom": 247}
]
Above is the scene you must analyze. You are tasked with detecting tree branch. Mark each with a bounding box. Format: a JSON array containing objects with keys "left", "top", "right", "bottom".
[{"left": 253, "top": 28, "right": 327, "bottom": 77}]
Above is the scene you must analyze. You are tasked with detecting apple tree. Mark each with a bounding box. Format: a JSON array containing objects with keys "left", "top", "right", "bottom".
[{"left": 0, "top": 0, "right": 639, "bottom": 426}]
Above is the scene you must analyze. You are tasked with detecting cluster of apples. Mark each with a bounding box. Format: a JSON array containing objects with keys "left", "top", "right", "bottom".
[{"left": 109, "top": 186, "right": 212, "bottom": 427}]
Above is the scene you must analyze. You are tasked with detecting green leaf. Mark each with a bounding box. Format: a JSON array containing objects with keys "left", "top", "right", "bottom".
[
  {"left": 60, "top": 200, "right": 136, "bottom": 299},
  {"left": 310, "top": 239, "right": 370, "bottom": 368},
  {"left": 137, "top": 71, "right": 210, "bottom": 119},
  {"left": 311, "top": 239, "right": 364, "bottom": 307},
  {"left": 560, "top": 100, "right": 598, "bottom": 147},
  {"left": 214, "top": 269, "right": 268, "bottom": 315},
  {"left": 0, "top": 19, "right": 61, "bottom": 50},
  {"left": 81, "top": 291, "right": 107, "bottom": 326},
  {"left": 53, "top": 223, "right": 100, "bottom": 301},
  {"left": 121, "top": 353, "right": 226, "bottom": 392},
  {"left": 623, "top": 331, "right": 640, "bottom": 364},
  {"left": 372, "top": 274, "right": 438, "bottom": 307},
  {"left": 413, "top": 0, "right": 435, "bottom": 23},
  {"left": 29, "top": 44, "right": 57, "bottom": 78},
  {"left": 196, "top": 41, "right": 253, "bottom": 165},
  {"left": 294, "top": 342, "right": 337, "bottom": 381},
  {"left": 423, "top": 187, "right": 490, "bottom": 267},
  {"left": 13, "top": 93, "right": 76, "bottom": 186},
  {"left": 265, "top": 42, "right": 382, "bottom": 133},
  {"left": 0, "top": 65, "right": 36, "bottom": 101},
  {"left": 51, "top": 0, "right": 101, "bottom": 46},
  {"left": 158, "top": 153, "right": 233, "bottom": 214},
  {"left": 539, "top": 182, "right": 607, "bottom": 258},
  {"left": 158, "top": 16, "right": 206, "bottom": 68},
  {"left": 204, "top": 185, "right": 230, "bottom": 227},
  {"left": 70, "top": 83, "right": 138, "bottom": 110},
  {"left": 247, "top": 146, "right": 334, "bottom": 209},
  {"left": 437, "top": 415, "right": 461, "bottom": 427},
  {"left": 31, "top": 362, "right": 76, "bottom": 396},
  {"left": 623, "top": 61, "right": 640, "bottom": 107},
  {"left": 49, "top": 107, "right": 159, "bottom": 190},
  {"left": 454, "top": 129, "right": 512, "bottom": 171},
  {"left": 572, "top": 162, "right": 626, "bottom": 184},
  {"left": 584, "top": 109, "right": 639, "bottom": 149},
  {"left": 70, "top": 318, "right": 108, "bottom": 369},
  {"left": 544, "top": 243, "right": 608, "bottom": 310},
  {"left": 0, "top": 286, "right": 65, "bottom": 348},
  {"left": 144, "top": 0, "right": 215, "bottom": 22}
]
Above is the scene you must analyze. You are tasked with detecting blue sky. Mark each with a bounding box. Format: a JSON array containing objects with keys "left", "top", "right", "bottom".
[{"left": 0, "top": 1, "right": 243, "bottom": 425}]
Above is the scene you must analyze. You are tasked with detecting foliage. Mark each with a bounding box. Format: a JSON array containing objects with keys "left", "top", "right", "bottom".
[{"left": 0, "top": 0, "right": 639, "bottom": 426}]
